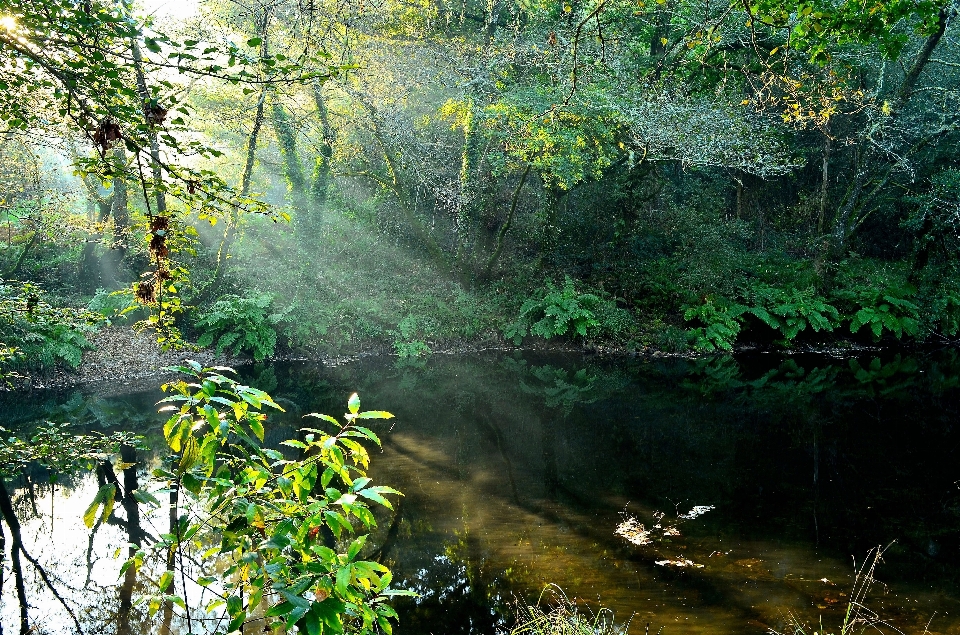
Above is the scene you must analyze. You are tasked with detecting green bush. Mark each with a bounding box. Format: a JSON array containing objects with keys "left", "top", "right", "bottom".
[
  {"left": 684, "top": 282, "right": 842, "bottom": 351},
  {"left": 505, "top": 276, "right": 629, "bottom": 344},
  {"left": 743, "top": 282, "right": 840, "bottom": 340},
  {"left": 388, "top": 315, "right": 432, "bottom": 358},
  {"left": 832, "top": 284, "right": 920, "bottom": 340},
  {"left": 142, "top": 363, "right": 411, "bottom": 633},
  {"left": 87, "top": 288, "right": 142, "bottom": 324},
  {"left": 0, "top": 280, "right": 98, "bottom": 371},
  {"left": 194, "top": 293, "right": 283, "bottom": 361},
  {"left": 683, "top": 297, "right": 743, "bottom": 352}
]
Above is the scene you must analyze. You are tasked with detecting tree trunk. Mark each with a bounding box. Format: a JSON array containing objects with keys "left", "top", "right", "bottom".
[
  {"left": 831, "top": 2, "right": 954, "bottom": 250},
  {"left": 456, "top": 100, "right": 482, "bottom": 274},
  {"left": 111, "top": 146, "right": 130, "bottom": 248},
  {"left": 818, "top": 127, "right": 831, "bottom": 236},
  {"left": 271, "top": 100, "right": 306, "bottom": 196},
  {"left": 310, "top": 79, "right": 335, "bottom": 210},
  {"left": 484, "top": 162, "right": 531, "bottom": 278},
  {"left": 196, "top": 7, "right": 272, "bottom": 306},
  {"left": 240, "top": 10, "right": 271, "bottom": 198}
]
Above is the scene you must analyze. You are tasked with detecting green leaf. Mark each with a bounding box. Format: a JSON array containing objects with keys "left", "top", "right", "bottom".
[
  {"left": 83, "top": 483, "right": 116, "bottom": 528},
  {"left": 249, "top": 416, "right": 265, "bottom": 442},
  {"left": 336, "top": 564, "right": 353, "bottom": 597},
  {"left": 178, "top": 435, "right": 200, "bottom": 474},
  {"left": 347, "top": 393, "right": 360, "bottom": 415},
  {"left": 347, "top": 535, "right": 367, "bottom": 561},
  {"left": 357, "top": 486, "right": 400, "bottom": 510},
  {"left": 356, "top": 410, "right": 394, "bottom": 419},
  {"left": 133, "top": 489, "right": 161, "bottom": 507},
  {"left": 158, "top": 570, "right": 174, "bottom": 593}
]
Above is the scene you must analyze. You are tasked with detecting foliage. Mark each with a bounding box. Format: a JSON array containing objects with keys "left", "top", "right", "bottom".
[
  {"left": 145, "top": 362, "right": 411, "bottom": 634},
  {"left": 0, "top": 420, "right": 141, "bottom": 477},
  {"left": 87, "top": 288, "right": 140, "bottom": 324},
  {"left": 510, "top": 587, "right": 629, "bottom": 635},
  {"left": 504, "top": 277, "right": 607, "bottom": 344},
  {"left": 683, "top": 297, "right": 743, "bottom": 352},
  {"left": 742, "top": 283, "right": 841, "bottom": 340},
  {"left": 0, "top": 279, "right": 99, "bottom": 370},
  {"left": 831, "top": 284, "right": 921, "bottom": 340},
  {"left": 194, "top": 293, "right": 283, "bottom": 361},
  {"left": 389, "top": 315, "right": 432, "bottom": 358}
]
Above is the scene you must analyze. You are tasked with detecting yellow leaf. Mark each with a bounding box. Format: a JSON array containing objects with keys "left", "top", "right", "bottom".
[{"left": 660, "top": 37, "right": 668, "bottom": 45}]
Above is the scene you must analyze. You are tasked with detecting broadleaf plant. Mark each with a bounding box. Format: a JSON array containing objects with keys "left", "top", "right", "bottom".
[{"left": 145, "top": 362, "right": 413, "bottom": 634}]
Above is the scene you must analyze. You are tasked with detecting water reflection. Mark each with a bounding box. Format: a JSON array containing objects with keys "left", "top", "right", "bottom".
[{"left": 2, "top": 351, "right": 960, "bottom": 634}]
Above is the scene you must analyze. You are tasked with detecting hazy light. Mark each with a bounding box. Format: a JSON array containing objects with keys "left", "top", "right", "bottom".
[
  {"left": 0, "top": 15, "right": 18, "bottom": 31},
  {"left": 142, "top": 0, "right": 199, "bottom": 21}
]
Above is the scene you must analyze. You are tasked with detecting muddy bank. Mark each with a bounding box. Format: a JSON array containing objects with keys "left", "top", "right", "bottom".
[{"left": 9, "top": 326, "right": 243, "bottom": 391}]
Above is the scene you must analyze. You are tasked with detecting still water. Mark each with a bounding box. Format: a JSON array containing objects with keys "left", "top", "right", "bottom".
[{"left": 3, "top": 350, "right": 960, "bottom": 634}]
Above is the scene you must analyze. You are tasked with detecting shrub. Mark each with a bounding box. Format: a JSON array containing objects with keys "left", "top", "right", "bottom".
[
  {"left": 684, "top": 282, "right": 842, "bottom": 351},
  {"left": 505, "top": 276, "right": 629, "bottom": 344},
  {"left": 134, "top": 363, "right": 411, "bottom": 633},
  {"left": 832, "top": 284, "right": 920, "bottom": 340},
  {"left": 682, "top": 296, "right": 743, "bottom": 352},
  {"left": 87, "top": 288, "right": 141, "bottom": 324},
  {"left": 743, "top": 283, "right": 840, "bottom": 341},
  {"left": 0, "top": 280, "right": 98, "bottom": 371},
  {"left": 388, "top": 315, "right": 432, "bottom": 358},
  {"left": 194, "top": 293, "right": 283, "bottom": 361}
]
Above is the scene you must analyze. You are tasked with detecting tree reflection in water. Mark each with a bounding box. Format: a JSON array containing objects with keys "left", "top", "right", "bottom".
[{"left": 4, "top": 351, "right": 960, "bottom": 634}]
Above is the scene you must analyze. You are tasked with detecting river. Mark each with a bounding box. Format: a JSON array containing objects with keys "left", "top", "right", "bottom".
[{"left": 2, "top": 350, "right": 960, "bottom": 634}]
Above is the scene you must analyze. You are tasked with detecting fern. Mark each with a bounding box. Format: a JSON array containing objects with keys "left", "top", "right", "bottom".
[
  {"left": 194, "top": 294, "right": 282, "bottom": 361},
  {"left": 743, "top": 283, "right": 840, "bottom": 341},
  {"left": 683, "top": 297, "right": 744, "bottom": 352},
  {"left": 836, "top": 286, "right": 920, "bottom": 340},
  {"left": 505, "top": 277, "right": 605, "bottom": 344},
  {"left": 0, "top": 281, "right": 97, "bottom": 371}
]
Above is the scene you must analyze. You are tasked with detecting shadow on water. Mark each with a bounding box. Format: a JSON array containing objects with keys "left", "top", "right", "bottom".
[{"left": 3, "top": 350, "right": 960, "bottom": 633}]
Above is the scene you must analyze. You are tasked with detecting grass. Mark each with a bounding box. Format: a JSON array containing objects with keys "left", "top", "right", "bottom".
[
  {"left": 510, "top": 586, "right": 637, "bottom": 635},
  {"left": 775, "top": 544, "right": 916, "bottom": 635}
]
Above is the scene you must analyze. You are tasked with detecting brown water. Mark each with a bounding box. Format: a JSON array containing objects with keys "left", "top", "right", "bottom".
[{"left": 3, "top": 351, "right": 960, "bottom": 634}]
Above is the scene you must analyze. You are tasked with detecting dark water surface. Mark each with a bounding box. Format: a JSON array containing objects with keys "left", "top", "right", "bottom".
[{"left": 3, "top": 350, "right": 960, "bottom": 634}]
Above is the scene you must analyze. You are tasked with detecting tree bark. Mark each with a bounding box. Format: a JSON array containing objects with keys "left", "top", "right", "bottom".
[
  {"left": 111, "top": 146, "right": 130, "bottom": 266},
  {"left": 484, "top": 162, "right": 531, "bottom": 278},
  {"left": 310, "top": 79, "right": 335, "bottom": 209},
  {"left": 240, "top": 10, "right": 271, "bottom": 198},
  {"left": 818, "top": 127, "right": 831, "bottom": 236},
  {"left": 832, "top": 1, "right": 955, "bottom": 250}
]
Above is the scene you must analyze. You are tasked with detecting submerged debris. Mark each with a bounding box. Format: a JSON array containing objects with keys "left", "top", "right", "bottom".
[
  {"left": 679, "top": 505, "right": 715, "bottom": 519},
  {"left": 655, "top": 558, "right": 704, "bottom": 568},
  {"left": 615, "top": 517, "right": 654, "bottom": 546}
]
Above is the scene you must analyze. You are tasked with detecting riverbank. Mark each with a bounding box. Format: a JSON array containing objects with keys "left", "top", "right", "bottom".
[{"left": 7, "top": 324, "right": 898, "bottom": 392}]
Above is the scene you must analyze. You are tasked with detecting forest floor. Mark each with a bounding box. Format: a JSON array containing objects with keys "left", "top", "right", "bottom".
[{"left": 10, "top": 326, "right": 241, "bottom": 390}]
